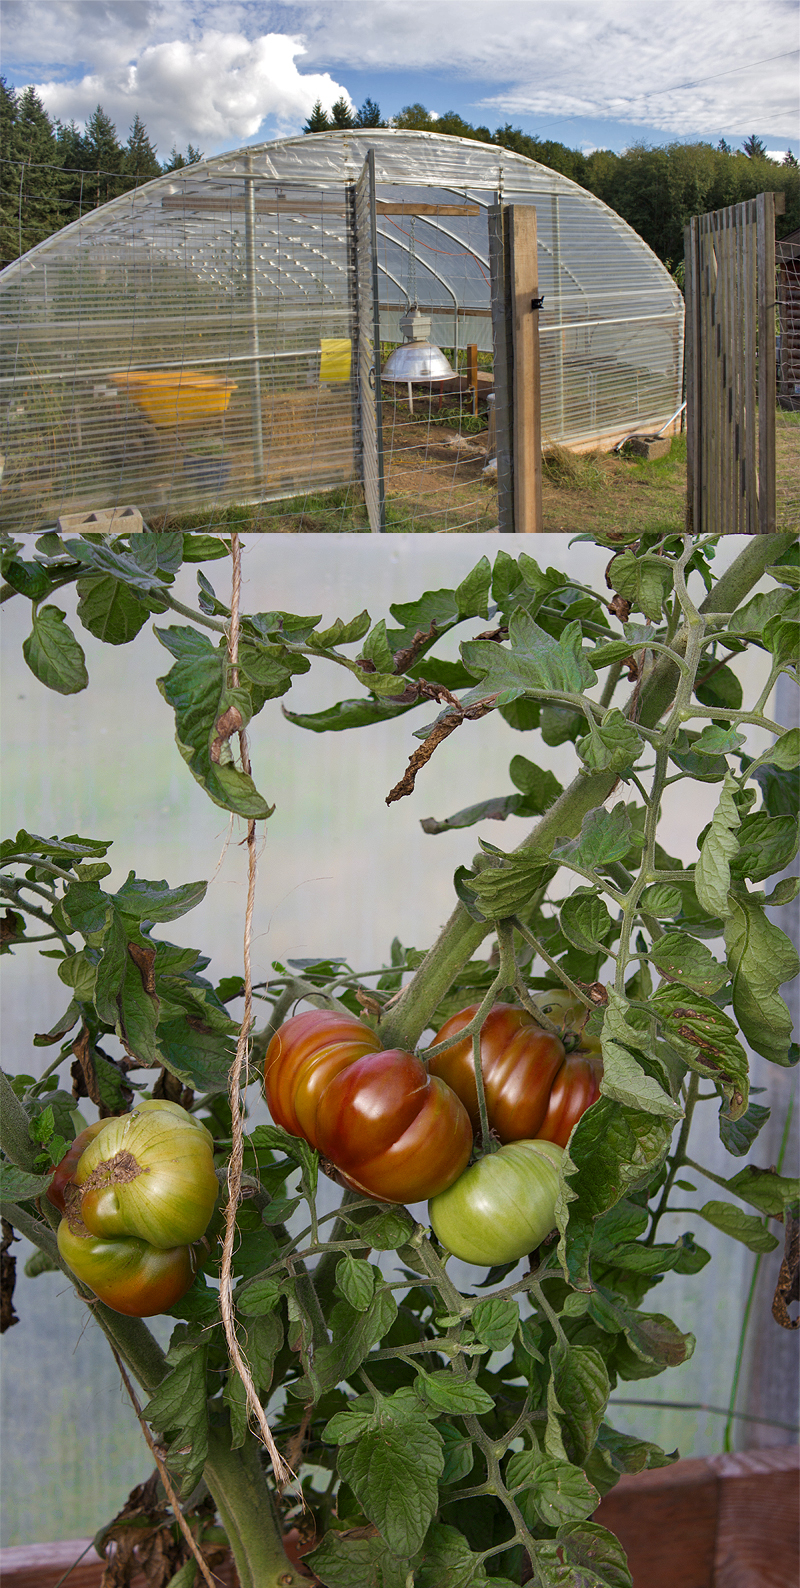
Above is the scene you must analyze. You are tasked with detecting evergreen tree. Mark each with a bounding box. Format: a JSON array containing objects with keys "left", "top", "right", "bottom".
[
  {"left": 0, "top": 81, "right": 67, "bottom": 262},
  {"left": 123, "top": 113, "right": 161, "bottom": 180},
  {"left": 81, "top": 105, "right": 124, "bottom": 206},
  {"left": 717, "top": 137, "right": 732, "bottom": 154},
  {"left": 303, "top": 100, "right": 331, "bottom": 133},
  {"left": 783, "top": 149, "right": 799, "bottom": 167},
  {"left": 356, "top": 97, "right": 384, "bottom": 127},
  {"left": 330, "top": 95, "right": 355, "bottom": 128},
  {"left": 742, "top": 134, "right": 768, "bottom": 159}
]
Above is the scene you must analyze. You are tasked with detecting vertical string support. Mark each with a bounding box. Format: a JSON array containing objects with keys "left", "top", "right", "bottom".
[{"left": 218, "top": 532, "right": 292, "bottom": 1490}]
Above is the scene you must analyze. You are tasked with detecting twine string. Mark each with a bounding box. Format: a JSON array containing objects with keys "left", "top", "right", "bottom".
[
  {"left": 110, "top": 1347, "right": 220, "bottom": 1588},
  {"left": 218, "top": 532, "right": 294, "bottom": 1490}
]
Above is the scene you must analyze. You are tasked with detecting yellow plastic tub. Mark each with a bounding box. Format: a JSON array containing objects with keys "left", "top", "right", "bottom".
[{"left": 110, "top": 371, "right": 237, "bottom": 426}]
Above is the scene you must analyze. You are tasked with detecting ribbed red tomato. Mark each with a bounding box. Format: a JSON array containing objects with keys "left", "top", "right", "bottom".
[
  {"left": 313, "top": 1047, "right": 473, "bottom": 1203},
  {"left": 264, "top": 1009, "right": 378, "bottom": 1146},
  {"left": 429, "top": 1002, "right": 602, "bottom": 1149},
  {"left": 264, "top": 1011, "right": 473, "bottom": 1204}
]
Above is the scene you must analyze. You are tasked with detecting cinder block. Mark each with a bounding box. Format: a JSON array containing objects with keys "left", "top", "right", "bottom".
[
  {"left": 56, "top": 506, "right": 144, "bottom": 533},
  {"left": 624, "top": 434, "right": 672, "bottom": 461}
]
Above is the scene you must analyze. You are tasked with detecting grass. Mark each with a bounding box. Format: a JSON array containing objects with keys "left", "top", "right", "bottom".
[
  {"left": 146, "top": 408, "right": 796, "bottom": 536},
  {"left": 540, "top": 435, "right": 688, "bottom": 535}
]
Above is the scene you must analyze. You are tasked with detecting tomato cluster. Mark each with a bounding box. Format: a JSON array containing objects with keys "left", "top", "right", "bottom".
[
  {"left": 264, "top": 1010, "right": 473, "bottom": 1203},
  {"left": 429, "top": 999, "right": 602, "bottom": 1149},
  {"left": 49, "top": 1100, "right": 218, "bottom": 1317}
]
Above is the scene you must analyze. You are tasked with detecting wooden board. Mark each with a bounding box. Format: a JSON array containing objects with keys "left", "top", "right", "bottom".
[
  {"left": 594, "top": 1445, "right": 799, "bottom": 1588},
  {"left": 508, "top": 205, "right": 542, "bottom": 533}
]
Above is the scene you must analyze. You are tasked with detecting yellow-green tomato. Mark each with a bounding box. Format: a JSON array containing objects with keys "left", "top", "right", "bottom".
[
  {"left": 74, "top": 1099, "right": 218, "bottom": 1250},
  {"left": 428, "top": 1140, "right": 564, "bottom": 1267}
]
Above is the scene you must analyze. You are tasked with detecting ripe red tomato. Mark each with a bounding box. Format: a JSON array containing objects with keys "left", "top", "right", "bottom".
[
  {"left": 264, "top": 1009, "right": 378, "bottom": 1146},
  {"left": 57, "top": 1219, "right": 196, "bottom": 1316},
  {"left": 429, "top": 1005, "right": 564, "bottom": 1140},
  {"left": 313, "top": 1048, "right": 473, "bottom": 1203},
  {"left": 429, "top": 1139, "right": 564, "bottom": 1266},
  {"left": 264, "top": 1011, "right": 473, "bottom": 1203}
]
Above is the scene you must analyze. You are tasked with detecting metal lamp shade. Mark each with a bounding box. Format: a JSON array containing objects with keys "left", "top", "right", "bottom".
[{"left": 381, "top": 340, "right": 455, "bottom": 384}]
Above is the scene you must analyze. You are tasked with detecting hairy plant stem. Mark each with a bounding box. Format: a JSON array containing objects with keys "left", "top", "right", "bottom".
[{"left": 646, "top": 1072, "right": 700, "bottom": 1244}]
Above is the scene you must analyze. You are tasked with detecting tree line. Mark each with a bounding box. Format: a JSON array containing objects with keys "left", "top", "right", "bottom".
[
  {"left": 2, "top": 78, "right": 797, "bottom": 273},
  {"left": 0, "top": 81, "right": 202, "bottom": 264}
]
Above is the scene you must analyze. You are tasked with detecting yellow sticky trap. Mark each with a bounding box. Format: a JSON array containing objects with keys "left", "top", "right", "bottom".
[{"left": 319, "top": 338, "right": 352, "bottom": 382}]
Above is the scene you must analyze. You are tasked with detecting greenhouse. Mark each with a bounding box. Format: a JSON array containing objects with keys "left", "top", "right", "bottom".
[{"left": 0, "top": 130, "right": 685, "bottom": 532}]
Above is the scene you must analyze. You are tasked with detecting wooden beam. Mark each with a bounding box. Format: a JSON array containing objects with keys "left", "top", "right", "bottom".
[
  {"left": 467, "top": 342, "right": 479, "bottom": 416},
  {"left": 508, "top": 205, "right": 542, "bottom": 533}
]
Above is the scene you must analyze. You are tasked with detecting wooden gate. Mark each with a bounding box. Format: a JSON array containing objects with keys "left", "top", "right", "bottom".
[{"left": 684, "top": 192, "right": 778, "bottom": 535}]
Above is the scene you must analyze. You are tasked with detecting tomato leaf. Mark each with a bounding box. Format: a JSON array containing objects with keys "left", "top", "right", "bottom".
[
  {"left": 545, "top": 1343, "right": 609, "bottom": 1466},
  {"left": 141, "top": 1335, "right": 209, "bottom": 1493},
  {"left": 650, "top": 984, "right": 749, "bottom": 1115},
  {"left": 600, "top": 992, "right": 683, "bottom": 1121},
  {"left": 554, "top": 805, "right": 644, "bottom": 872},
  {"left": 694, "top": 1201, "right": 779, "bottom": 1252},
  {"left": 308, "top": 610, "right": 372, "bottom": 649},
  {"left": 556, "top": 1099, "right": 673, "bottom": 1289},
  {"left": 306, "top": 1533, "right": 386, "bottom": 1588},
  {"left": 336, "top": 1254, "right": 378, "bottom": 1312},
  {"left": 76, "top": 573, "right": 150, "bottom": 645},
  {"left": 725, "top": 1165, "right": 800, "bottom": 1217},
  {"left": 647, "top": 931, "right": 729, "bottom": 996},
  {"left": 0, "top": 1164, "right": 53, "bottom": 1202},
  {"left": 415, "top": 1371, "right": 495, "bottom": 1415},
  {"left": 461, "top": 613, "right": 597, "bottom": 703},
  {"left": 588, "top": 1291, "right": 695, "bottom": 1376},
  {"left": 283, "top": 693, "right": 418, "bottom": 732},
  {"left": 23, "top": 606, "right": 89, "bottom": 695},
  {"left": 464, "top": 842, "right": 554, "bottom": 919},
  {"left": 155, "top": 626, "right": 273, "bottom": 819},
  {"left": 719, "top": 1099, "right": 771, "bottom": 1157},
  {"left": 335, "top": 1401, "right": 444, "bottom": 1556},
  {"left": 560, "top": 891, "right": 614, "bottom": 954},
  {"left": 537, "top": 1521, "right": 633, "bottom": 1588},
  {"left": 607, "top": 550, "right": 673, "bottom": 622},
  {"left": 576, "top": 710, "right": 644, "bottom": 775},
  {"left": 507, "top": 1451, "right": 599, "bottom": 1527},
  {"left": 725, "top": 889, "right": 798, "bottom": 1066},
  {"left": 694, "top": 772, "right": 740, "bottom": 919},
  {"left": 470, "top": 1297, "right": 520, "bottom": 1353},
  {"left": 313, "top": 1289, "right": 398, "bottom": 1394}
]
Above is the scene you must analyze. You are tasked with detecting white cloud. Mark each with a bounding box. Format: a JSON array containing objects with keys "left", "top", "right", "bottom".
[
  {"left": 3, "top": 0, "right": 798, "bottom": 150},
  {"left": 7, "top": 11, "right": 352, "bottom": 152}
]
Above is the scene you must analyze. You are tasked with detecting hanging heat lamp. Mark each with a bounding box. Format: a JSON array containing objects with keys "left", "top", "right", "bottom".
[{"left": 380, "top": 218, "right": 454, "bottom": 413}]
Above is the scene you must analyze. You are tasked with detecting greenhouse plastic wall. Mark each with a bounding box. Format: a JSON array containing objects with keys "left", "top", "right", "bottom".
[{"left": 0, "top": 131, "right": 685, "bottom": 533}]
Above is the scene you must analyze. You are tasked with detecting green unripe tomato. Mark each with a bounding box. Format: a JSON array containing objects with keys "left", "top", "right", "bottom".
[{"left": 428, "top": 1139, "right": 564, "bottom": 1266}]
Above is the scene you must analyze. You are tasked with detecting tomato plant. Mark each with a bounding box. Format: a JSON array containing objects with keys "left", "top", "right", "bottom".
[
  {"left": 1, "top": 530, "right": 797, "bottom": 1588},
  {"left": 429, "top": 1139, "right": 564, "bottom": 1265}
]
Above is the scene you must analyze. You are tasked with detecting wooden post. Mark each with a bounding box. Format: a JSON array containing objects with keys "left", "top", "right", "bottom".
[
  {"left": 508, "top": 205, "right": 542, "bottom": 533},
  {"left": 466, "top": 342, "right": 479, "bottom": 417},
  {"left": 756, "top": 190, "right": 777, "bottom": 533},
  {"left": 488, "top": 202, "right": 514, "bottom": 533}
]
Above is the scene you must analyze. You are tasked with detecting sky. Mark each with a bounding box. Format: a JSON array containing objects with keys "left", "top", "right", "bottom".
[{"left": 2, "top": 0, "right": 798, "bottom": 163}]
